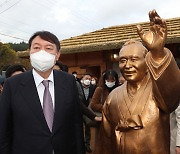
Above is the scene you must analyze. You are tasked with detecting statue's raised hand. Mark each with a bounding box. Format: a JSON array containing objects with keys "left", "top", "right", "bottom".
[{"left": 137, "top": 10, "right": 167, "bottom": 60}]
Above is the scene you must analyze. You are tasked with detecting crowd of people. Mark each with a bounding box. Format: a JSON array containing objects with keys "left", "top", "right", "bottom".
[{"left": 0, "top": 10, "right": 179, "bottom": 154}]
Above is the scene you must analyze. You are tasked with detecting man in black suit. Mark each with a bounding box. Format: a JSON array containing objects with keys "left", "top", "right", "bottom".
[
  {"left": 0, "top": 31, "right": 84, "bottom": 154},
  {"left": 79, "top": 73, "right": 96, "bottom": 153}
]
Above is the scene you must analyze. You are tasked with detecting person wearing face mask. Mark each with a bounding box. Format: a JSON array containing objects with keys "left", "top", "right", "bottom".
[
  {"left": 0, "top": 31, "right": 85, "bottom": 154},
  {"left": 91, "top": 77, "right": 97, "bottom": 89},
  {"left": 78, "top": 73, "right": 96, "bottom": 153},
  {"left": 91, "top": 70, "right": 119, "bottom": 113},
  {"left": 91, "top": 78, "right": 96, "bottom": 86},
  {"left": 80, "top": 73, "right": 96, "bottom": 107},
  {"left": 90, "top": 70, "right": 119, "bottom": 153}
]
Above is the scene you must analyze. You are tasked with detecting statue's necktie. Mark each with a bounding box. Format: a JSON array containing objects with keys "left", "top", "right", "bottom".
[{"left": 42, "top": 80, "right": 54, "bottom": 132}]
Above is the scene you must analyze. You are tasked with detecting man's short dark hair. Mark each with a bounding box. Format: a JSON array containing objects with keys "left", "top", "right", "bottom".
[
  {"left": 5, "top": 64, "right": 26, "bottom": 78},
  {"left": 83, "top": 73, "right": 92, "bottom": 77},
  {"left": 55, "top": 61, "right": 68, "bottom": 72},
  {"left": 28, "top": 31, "right": 61, "bottom": 51},
  {"left": 72, "top": 71, "right": 77, "bottom": 75}
]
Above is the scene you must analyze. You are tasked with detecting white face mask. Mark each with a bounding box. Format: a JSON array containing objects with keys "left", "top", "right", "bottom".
[
  {"left": 73, "top": 74, "right": 77, "bottom": 78},
  {"left": 84, "top": 79, "right": 91, "bottom": 86},
  {"left": 30, "top": 50, "right": 56, "bottom": 72},
  {"left": 91, "top": 80, "right": 96, "bottom": 85},
  {"left": 105, "top": 81, "right": 115, "bottom": 88}
]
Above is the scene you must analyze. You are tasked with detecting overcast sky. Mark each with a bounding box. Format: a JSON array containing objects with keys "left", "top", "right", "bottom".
[{"left": 0, "top": 0, "right": 179, "bottom": 43}]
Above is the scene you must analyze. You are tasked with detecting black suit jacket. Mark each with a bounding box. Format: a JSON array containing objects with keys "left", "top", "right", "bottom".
[
  {"left": 80, "top": 84, "right": 95, "bottom": 107},
  {"left": 0, "top": 70, "right": 85, "bottom": 154}
]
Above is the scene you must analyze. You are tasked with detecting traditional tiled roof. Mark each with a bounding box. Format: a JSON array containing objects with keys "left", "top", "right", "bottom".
[
  {"left": 18, "top": 17, "right": 180, "bottom": 57},
  {"left": 60, "top": 17, "right": 180, "bottom": 54}
]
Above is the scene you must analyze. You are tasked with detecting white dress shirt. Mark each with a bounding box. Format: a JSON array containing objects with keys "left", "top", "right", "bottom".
[{"left": 32, "top": 69, "right": 55, "bottom": 109}]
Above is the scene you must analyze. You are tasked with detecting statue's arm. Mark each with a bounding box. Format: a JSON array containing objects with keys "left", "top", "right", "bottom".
[
  {"left": 137, "top": 10, "right": 167, "bottom": 63},
  {"left": 137, "top": 10, "right": 180, "bottom": 112},
  {"left": 146, "top": 49, "right": 180, "bottom": 112}
]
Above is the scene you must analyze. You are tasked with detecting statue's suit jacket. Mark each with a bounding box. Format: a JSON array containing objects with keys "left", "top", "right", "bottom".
[{"left": 0, "top": 70, "right": 85, "bottom": 154}]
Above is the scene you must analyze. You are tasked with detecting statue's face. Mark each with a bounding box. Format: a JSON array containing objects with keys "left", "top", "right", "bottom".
[{"left": 119, "top": 44, "right": 148, "bottom": 84}]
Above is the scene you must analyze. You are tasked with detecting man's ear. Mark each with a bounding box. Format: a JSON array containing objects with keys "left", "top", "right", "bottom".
[{"left": 56, "top": 51, "right": 61, "bottom": 61}]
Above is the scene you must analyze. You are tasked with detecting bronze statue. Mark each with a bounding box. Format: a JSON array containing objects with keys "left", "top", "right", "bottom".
[{"left": 95, "top": 10, "right": 180, "bottom": 154}]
